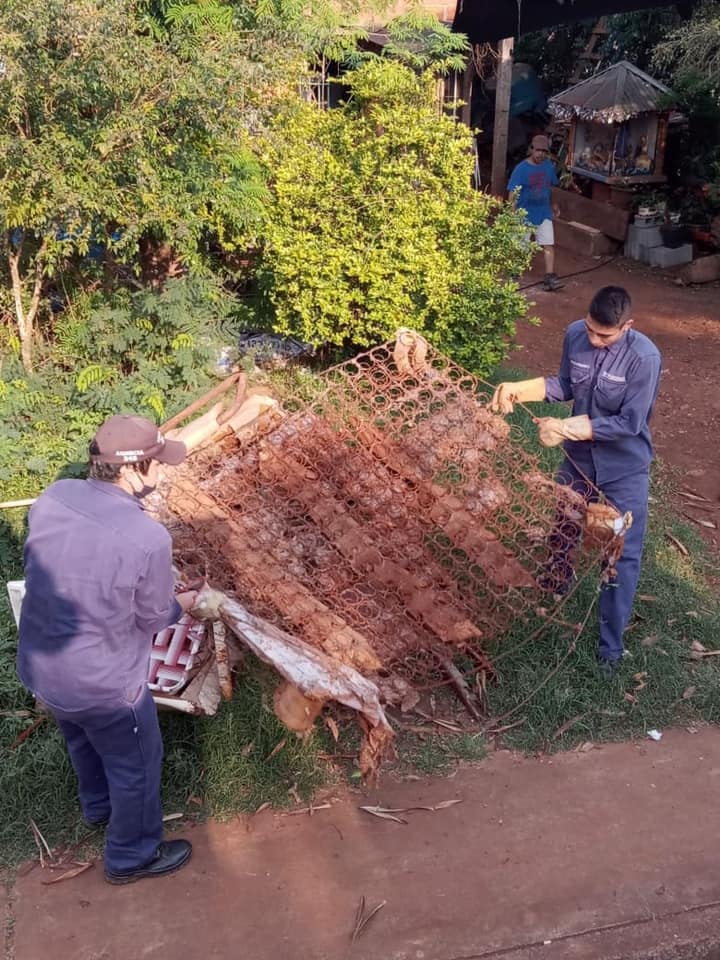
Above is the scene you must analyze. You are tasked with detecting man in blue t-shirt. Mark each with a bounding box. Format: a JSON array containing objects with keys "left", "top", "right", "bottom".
[{"left": 507, "top": 134, "right": 562, "bottom": 292}]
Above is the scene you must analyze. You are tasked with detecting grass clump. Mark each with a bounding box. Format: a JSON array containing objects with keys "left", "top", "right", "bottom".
[{"left": 399, "top": 731, "right": 486, "bottom": 776}]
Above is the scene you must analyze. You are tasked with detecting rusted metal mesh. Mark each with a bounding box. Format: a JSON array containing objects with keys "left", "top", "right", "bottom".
[{"left": 164, "top": 334, "right": 603, "bottom": 695}]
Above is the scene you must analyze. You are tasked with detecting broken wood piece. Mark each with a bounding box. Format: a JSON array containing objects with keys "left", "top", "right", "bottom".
[
  {"left": 436, "top": 654, "right": 482, "bottom": 721},
  {"left": 683, "top": 513, "right": 717, "bottom": 529},
  {"left": 664, "top": 532, "right": 689, "bottom": 556},
  {"left": 0, "top": 498, "right": 37, "bottom": 510},
  {"left": 9, "top": 715, "right": 47, "bottom": 750},
  {"left": 160, "top": 372, "right": 241, "bottom": 434},
  {"left": 215, "top": 393, "right": 277, "bottom": 439},
  {"left": 284, "top": 803, "right": 332, "bottom": 816},
  {"left": 192, "top": 589, "right": 394, "bottom": 779},
  {"left": 165, "top": 402, "right": 224, "bottom": 452},
  {"left": 210, "top": 620, "right": 233, "bottom": 700}
]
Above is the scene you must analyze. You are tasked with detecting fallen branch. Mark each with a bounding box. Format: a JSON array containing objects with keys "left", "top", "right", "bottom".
[
  {"left": 284, "top": 803, "right": 332, "bottom": 817},
  {"left": 682, "top": 513, "right": 717, "bottom": 529},
  {"left": 436, "top": 654, "right": 482, "bottom": 721},
  {"left": 665, "top": 532, "right": 689, "bottom": 557},
  {"left": 9, "top": 715, "right": 47, "bottom": 750}
]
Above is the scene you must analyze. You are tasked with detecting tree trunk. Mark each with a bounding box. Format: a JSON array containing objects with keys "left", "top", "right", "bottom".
[{"left": 7, "top": 237, "right": 47, "bottom": 373}]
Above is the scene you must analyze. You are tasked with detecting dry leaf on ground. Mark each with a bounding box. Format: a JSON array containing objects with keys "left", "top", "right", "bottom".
[
  {"left": 266, "top": 738, "right": 286, "bottom": 761},
  {"left": 325, "top": 717, "right": 340, "bottom": 742},
  {"left": 359, "top": 806, "right": 408, "bottom": 824},
  {"left": 41, "top": 863, "right": 92, "bottom": 885}
]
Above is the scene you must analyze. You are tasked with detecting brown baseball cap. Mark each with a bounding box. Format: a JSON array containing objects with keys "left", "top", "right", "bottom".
[
  {"left": 90, "top": 414, "right": 186, "bottom": 465},
  {"left": 531, "top": 134, "right": 550, "bottom": 150}
]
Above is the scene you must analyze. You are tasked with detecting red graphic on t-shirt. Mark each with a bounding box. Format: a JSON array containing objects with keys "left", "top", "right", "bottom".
[{"left": 527, "top": 167, "right": 550, "bottom": 203}]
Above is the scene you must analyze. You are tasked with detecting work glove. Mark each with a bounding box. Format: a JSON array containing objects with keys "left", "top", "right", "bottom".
[
  {"left": 489, "top": 377, "right": 546, "bottom": 414},
  {"left": 537, "top": 414, "right": 593, "bottom": 447},
  {"left": 584, "top": 502, "right": 633, "bottom": 545},
  {"left": 190, "top": 585, "right": 228, "bottom": 620},
  {"left": 584, "top": 502, "right": 633, "bottom": 572}
]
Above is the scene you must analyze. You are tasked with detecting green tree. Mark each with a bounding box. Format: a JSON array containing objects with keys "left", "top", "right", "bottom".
[
  {"left": 652, "top": 1, "right": 720, "bottom": 98},
  {"left": 258, "top": 59, "right": 531, "bottom": 374},
  {"left": 0, "top": 0, "right": 269, "bottom": 371}
]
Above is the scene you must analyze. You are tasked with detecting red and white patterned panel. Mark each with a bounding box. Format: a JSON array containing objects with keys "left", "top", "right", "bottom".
[{"left": 147, "top": 616, "right": 206, "bottom": 694}]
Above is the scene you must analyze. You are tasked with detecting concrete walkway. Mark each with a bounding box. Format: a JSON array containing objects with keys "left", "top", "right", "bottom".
[{"left": 8, "top": 727, "right": 720, "bottom": 960}]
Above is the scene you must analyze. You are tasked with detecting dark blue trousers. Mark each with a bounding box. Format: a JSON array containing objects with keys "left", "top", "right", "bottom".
[
  {"left": 557, "top": 458, "right": 650, "bottom": 664},
  {"left": 51, "top": 688, "right": 164, "bottom": 873}
]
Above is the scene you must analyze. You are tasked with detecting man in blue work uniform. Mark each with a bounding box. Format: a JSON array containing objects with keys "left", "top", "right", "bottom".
[
  {"left": 507, "top": 133, "right": 563, "bottom": 292},
  {"left": 491, "top": 286, "right": 662, "bottom": 679},
  {"left": 17, "top": 415, "right": 199, "bottom": 883}
]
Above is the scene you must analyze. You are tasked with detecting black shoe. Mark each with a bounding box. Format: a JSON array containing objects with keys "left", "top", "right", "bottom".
[
  {"left": 85, "top": 816, "right": 109, "bottom": 828},
  {"left": 542, "top": 272, "right": 564, "bottom": 292},
  {"left": 598, "top": 658, "right": 621, "bottom": 681},
  {"left": 104, "top": 839, "right": 192, "bottom": 885}
]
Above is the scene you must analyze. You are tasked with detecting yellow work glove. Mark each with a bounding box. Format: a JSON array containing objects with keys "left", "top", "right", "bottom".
[
  {"left": 584, "top": 503, "right": 633, "bottom": 547},
  {"left": 489, "top": 377, "right": 546, "bottom": 414},
  {"left": 537, "top": 414, "right": 593, "bottom": 447}
]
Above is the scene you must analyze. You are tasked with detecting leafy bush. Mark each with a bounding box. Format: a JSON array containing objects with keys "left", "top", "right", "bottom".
[
  {"left": 0, "top": 277, "right": 232, "bottom": 503},
  {"left": 257, "top": 59, "right": 532, "bottom": 374}
]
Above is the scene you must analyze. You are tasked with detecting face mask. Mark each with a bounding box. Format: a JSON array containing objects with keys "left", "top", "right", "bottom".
[{"left": 127, "top": 467, "right": 157, "bottom": 500}]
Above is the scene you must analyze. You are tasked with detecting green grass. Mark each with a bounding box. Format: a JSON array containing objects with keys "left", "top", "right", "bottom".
[{"left": 399, "top": 731, "right": 487, "bottom": 775}]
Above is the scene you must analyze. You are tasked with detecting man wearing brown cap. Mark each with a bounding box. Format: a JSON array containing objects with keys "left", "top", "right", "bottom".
[
  {"left": 507, "top": 134, "right": 563, "bottom": 291},
  {"left": 17, "top": 414, "right": 198, "bottom": 883}
]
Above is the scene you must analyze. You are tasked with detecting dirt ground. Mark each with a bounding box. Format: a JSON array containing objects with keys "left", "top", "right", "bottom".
[
  {"left": 9, "top": 727, "right": 720, "bottom": 960},
  {"left": 511, "top": 248, "right": 720, "bottom": 549}
]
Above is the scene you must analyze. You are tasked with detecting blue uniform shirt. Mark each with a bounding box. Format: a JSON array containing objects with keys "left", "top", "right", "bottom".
[
  {"left": 17, "top": 478, "right": 181, "bottom": 710},
  {"left": 507, "top": 158, "right": 558, "bottom": 226},
  {"left": 544, "top": 319, "right": 662, "bottom": 485}
]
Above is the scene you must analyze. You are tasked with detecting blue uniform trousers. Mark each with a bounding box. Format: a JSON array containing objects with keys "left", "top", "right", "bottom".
[
  {"left": 557, "top": 458, "right": 650, "bottom": 663},
  {"left": 51, "top": 688, "right": 164, "bottom": 873}
]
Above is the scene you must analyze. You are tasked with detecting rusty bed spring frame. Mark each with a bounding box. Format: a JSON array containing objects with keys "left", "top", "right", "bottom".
[{"left": 165, "top": 335, "right": 602, "bottom": 712}]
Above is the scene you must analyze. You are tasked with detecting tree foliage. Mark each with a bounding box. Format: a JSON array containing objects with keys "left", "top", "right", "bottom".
[
  {"left": 258, "top": 59, "right": 531, "bottom": 374},
  {"left": 0, "top": 277, "right": 231, "bottom": 500},
  {"left": 0, "top": 0, "right": 270, "bottom": 370},
  {"left": 653, "top": 1, "right": 720, "bottom": 100}
]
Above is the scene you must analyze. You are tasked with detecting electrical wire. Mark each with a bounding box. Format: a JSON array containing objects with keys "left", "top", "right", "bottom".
[{"left": 518, "top": 253, "right": 620, "bottom": 291}]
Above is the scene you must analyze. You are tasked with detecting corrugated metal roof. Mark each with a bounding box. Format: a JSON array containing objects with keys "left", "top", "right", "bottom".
[{"left": 549, "top": 61, "right": 673, "bottom": 123}]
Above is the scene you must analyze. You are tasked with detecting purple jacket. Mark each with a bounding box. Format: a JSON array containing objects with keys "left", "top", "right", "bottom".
[
  {"left": 17, "top": 479, "right": 181, "bottom": 709},
  {"left": 545, "top": 319, "right": 662, "bottom": 485}
]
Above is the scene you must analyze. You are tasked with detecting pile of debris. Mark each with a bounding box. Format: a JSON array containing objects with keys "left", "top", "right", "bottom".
[{"left": 153, "top": 331, "right": 610, "bottom": 777}]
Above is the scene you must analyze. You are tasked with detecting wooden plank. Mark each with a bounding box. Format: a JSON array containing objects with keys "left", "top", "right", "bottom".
[
  {"left": 551, "top": 187, "right": 631, "bottom": 241},
  {"left": 490, "top": 37, "right": 514, "bottom": 197}
]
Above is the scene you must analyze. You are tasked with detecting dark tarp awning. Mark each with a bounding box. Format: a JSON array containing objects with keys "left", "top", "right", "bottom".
[{"left": 453, "top": 0, "right": 696, "bottom": 44}]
